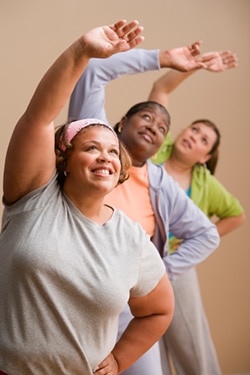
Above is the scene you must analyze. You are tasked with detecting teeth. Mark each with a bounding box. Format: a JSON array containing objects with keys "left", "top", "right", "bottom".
[{"left": 93, "top": 169, "right": 110, "bottom": 175}]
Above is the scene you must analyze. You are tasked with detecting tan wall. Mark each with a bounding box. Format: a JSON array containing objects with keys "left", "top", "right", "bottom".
[{"left": 1, "top": 1, "right": 249, "bottom": 373}]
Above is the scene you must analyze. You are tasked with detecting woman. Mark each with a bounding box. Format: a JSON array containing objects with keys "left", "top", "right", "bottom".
[
  {"left": 149, "top": 68, "right": 245, "bottom": 375},
  {"left": 0, "top": 20, "right": 176, "bottom": 375},
  {"left": 68, "top": 48, "right": 227, "bottom": 375},
  {"left": 68, "top": 48, "right": 244, "bottom": 375}
]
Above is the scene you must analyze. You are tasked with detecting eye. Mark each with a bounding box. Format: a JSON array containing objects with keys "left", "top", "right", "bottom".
[
  {"left": 201, "top": 137, "right": 208, "bottom": 145},
  {"left": 142, "top": 113, "right": 151, "bottom": 121},
  {"left": 86, "top": 145, "right": 98, "bottom": 151},
  {"left": 109, "top": 148, "right": 119, "bottom": 156},
  {"left": 158, "top": 125, "right": 168, "bottom": 135},
  {"left": 191, "top": 125, "right": 198, "bottom": 133}
]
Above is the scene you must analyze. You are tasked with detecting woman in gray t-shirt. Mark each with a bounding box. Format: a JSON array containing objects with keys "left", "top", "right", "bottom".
[{"left": 0, "top": 20, "right": 174, "bottom": 375}]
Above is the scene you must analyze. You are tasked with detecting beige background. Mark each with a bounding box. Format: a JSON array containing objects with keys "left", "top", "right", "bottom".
[{"left": 0, "top": 1, "right": 249, "bottom": 374}]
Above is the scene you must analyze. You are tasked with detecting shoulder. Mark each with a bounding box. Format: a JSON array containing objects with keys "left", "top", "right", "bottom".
[
  {"left": 113, "top": 208, "right": 149, "bottom": 237},
  {"left": 147, "top": 160, "right": 183, "bottom": 193},
  {"left": 192, "top": 164, "right": 228, "bottom": 191}
]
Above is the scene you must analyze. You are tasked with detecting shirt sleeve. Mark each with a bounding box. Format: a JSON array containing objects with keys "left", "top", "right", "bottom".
[
  {"left": 202, "top": 172, "right": 244, "bottom": 218},
  {"left": 131, "top": 233, "right": 165, "bottom": 297},
  {"left": 68, "top": 49, "right": 160, "bottom": 124}
]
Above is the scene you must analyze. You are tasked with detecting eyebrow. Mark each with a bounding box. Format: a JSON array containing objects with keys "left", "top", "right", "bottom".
[
  {"left": 198, "top": 127, "right": 214, "bottom": 143},
  {"left": 81, "top": 140, "right": 119, "bottom": 147}
]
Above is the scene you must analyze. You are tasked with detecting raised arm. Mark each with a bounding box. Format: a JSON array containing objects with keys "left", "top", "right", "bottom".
[
  {"left": 68, "top": 48, "right": 161, "bottom": 123},
  {"left": 148, "top": 50, "right": 238, "bottom": 107},
  {"left": 68, "top": 40, "right": 205, "bottom": 123},
  {"left": 3, "top": 20, "right": 144, "bottom": 205}
]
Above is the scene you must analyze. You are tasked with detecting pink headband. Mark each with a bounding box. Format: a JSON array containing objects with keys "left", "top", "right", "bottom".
[{"left": 61, "top": 118, "right": 117, "bottom": 151}]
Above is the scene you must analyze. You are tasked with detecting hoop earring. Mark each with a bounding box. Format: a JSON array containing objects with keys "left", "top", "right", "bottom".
[
  {"left": 64, "top": 170, "right": 69, "bottom": 177},
  {"left": 118, "top": 125, "right": 123, "bottom": 134}
]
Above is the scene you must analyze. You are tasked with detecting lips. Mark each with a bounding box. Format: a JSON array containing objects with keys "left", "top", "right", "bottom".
[
  {"left": 139, "top": 131, "right": 154, "bottom": 144},
  {"left": 182, "top": 138, "right": 192, "bottom": 149}
]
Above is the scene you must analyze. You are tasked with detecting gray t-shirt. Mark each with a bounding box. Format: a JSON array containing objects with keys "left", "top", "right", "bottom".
[{"left": 0, "top": 173, "right": 165, "bottom": 375}]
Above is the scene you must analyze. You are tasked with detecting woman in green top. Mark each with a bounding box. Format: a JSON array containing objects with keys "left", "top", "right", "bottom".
[{"left": 149, "top": 67, "right": 245, "bottom": 375}]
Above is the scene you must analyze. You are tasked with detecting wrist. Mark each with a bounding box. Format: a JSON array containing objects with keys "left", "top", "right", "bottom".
[
  {"left": 158, "top": 50, "right": 171, "bottom": 68},
  {"left": 111, "top": 351, "right": 120, "bottom": 374}
]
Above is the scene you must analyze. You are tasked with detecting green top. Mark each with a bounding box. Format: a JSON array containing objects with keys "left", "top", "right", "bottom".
[{"left": 152, "top": 134, "right": 244, "bottom": 252}]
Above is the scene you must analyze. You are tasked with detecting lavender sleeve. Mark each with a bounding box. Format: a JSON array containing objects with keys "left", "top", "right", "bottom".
[{"left": 68, "top": 49, "right": 160, "bottom": 124}]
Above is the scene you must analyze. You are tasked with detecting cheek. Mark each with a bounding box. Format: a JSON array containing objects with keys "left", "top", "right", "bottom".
[
  {"left": 67, "top": 154, "right": 91, "bottom": 171},
  {"left": 156, "top": 133, "right": 165, "bottom": 148},
  {"left": 115, "top": 159, "right": 121, "bottom": 172}
]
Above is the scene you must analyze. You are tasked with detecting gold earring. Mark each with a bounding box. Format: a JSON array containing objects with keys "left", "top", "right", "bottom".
[{"left": 118, "top": 125, "right": 123, "bottom": 133}]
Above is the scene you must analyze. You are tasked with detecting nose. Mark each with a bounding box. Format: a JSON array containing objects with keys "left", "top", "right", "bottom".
[
  {"left": 97, "top": 150, "right": 111, "bottom": 162},
  {"left": 190, "top": 133, "right": 197, "bottom": 142},
  {"left": 146, "top": 121, "right": 156, "bottom": 135}
]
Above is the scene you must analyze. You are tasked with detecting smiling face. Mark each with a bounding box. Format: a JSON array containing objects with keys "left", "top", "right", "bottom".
[
  {"left": 119, "top": 105, "right": 169, "bottom": 166},
  {"left": 64, "top": 126, "right": 121, "bottom": 197},
  {"left": 174, "top": 122, "right": 218, "bottom": 166}
]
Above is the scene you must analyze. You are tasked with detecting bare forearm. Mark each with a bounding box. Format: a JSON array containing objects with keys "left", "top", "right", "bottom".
[
  {"left": 112, "top": 313, "right": 172, "bottom": 373},
  {"left": 150, "top": 49, "right": 238, "bottom": 108},
  {"left": 26, "top": 39, "right": 90, "bottom": 125},
  {"left": 148, "top": 69, "right": 194, "bottom": 106},
  {"left": 25, "top": 20, "right": 145, "bottom": 127},
  {"left": 215, "top": 213, "right": 246, "bottom": 237}
]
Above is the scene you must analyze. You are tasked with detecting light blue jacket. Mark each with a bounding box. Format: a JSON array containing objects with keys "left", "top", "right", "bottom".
[
  {"left": 147, "top": 160, "right": 219, "bottom": 280},
  {"left": 68, "top": 49, "right": 220, "bottom": 280}
]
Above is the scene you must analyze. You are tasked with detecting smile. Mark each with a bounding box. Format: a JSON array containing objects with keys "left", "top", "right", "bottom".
[
  {"left": 92, "top": 168, "right": 112, "bottom": 176},
  {"left": 140, "top": 131, "right": 153, "bottom": 144}
]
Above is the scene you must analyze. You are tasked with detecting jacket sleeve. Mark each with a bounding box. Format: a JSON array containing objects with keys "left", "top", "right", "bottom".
[
  {"left": 150, "top": 164, "right": 220, "bottom": 281},
  {"left": 201, "top": 171, "right": 244, "bottom": 218},
  {"left": 68, "top": 49, "right": 160, "bottom": 123}
]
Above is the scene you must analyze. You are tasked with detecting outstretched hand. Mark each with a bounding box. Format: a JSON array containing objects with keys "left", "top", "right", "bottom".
[
  {"left": 81, "top": 20, "right": 144, "bottom": 59},
  {"left": 200, "top": 50, "right": 238, "bottom": 72},
  {"left": 164, "top": 41, "right": 208, "bottom": 72}
]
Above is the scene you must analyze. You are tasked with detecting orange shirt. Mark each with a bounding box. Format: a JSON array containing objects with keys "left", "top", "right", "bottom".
[{"left": 105, "top": 164, "right": 156, "bottom": 238}]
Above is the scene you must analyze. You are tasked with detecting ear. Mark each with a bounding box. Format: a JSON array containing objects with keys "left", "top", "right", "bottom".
[
  {"left": 117, "top": 116, "right": 127, "bottom": 133},
  {"left": 198, "top": 153, "right": 211, "bottom": 164}
]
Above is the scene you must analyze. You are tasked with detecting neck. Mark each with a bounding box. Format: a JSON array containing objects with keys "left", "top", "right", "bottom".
[
  {"left": 164, "top": 155, "right": 192, "bottom": 191},
  {"left": 131, "top": 157, "right": 146, "bottom": 167},
  {"left": 125, "top": 147, "right": 146, "bottom": 167},
  {"left": 63, "top": 186, "right": 113, "bottom": 224},
  {"left": 165, "top": 154, "right": 192, "bottom": 173}
]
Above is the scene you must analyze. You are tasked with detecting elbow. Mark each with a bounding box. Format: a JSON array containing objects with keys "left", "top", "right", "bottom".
[
  {"left": 211, "top": 225, "right": 221, "bottom": 249},
  {"left": 158, "top": 295, "right": 175, "bottom": 337},
  {"left": 154, "top": 274, "right": 175, "bottom": 334},
  {"left": 239, "top": 212, "right": 246, "bottom": 226},
  {"left": 161, "top": 278, "right": 175, "bottom": 331}
]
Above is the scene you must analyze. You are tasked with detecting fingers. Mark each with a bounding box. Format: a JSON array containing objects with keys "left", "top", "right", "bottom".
[
  {"left": 112, "top": 19, "right": 128, "bottom": 30},
  {"left": 115, "top": 20, "right": 140, "bottom": 35},
  {"left": 200, "top": 52, "right": 219, "bottom": 61},
  {"left": 82, "top": 19, "right": 144, "bottom": 59},
  {"left": 112, "top": 20, "right": 143, "bottom": 39},
  {"left": 219, "top": 50, "right": 238, "bottom": 68},
  {"left": 113, "top": 19, "right": 144, "bottom": 46},
  {"left": 93, "top": 353, "right": 118, "bottom": 375},
  {"left": 189, "top": 40, "right": 203, "bottom": 56}
]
